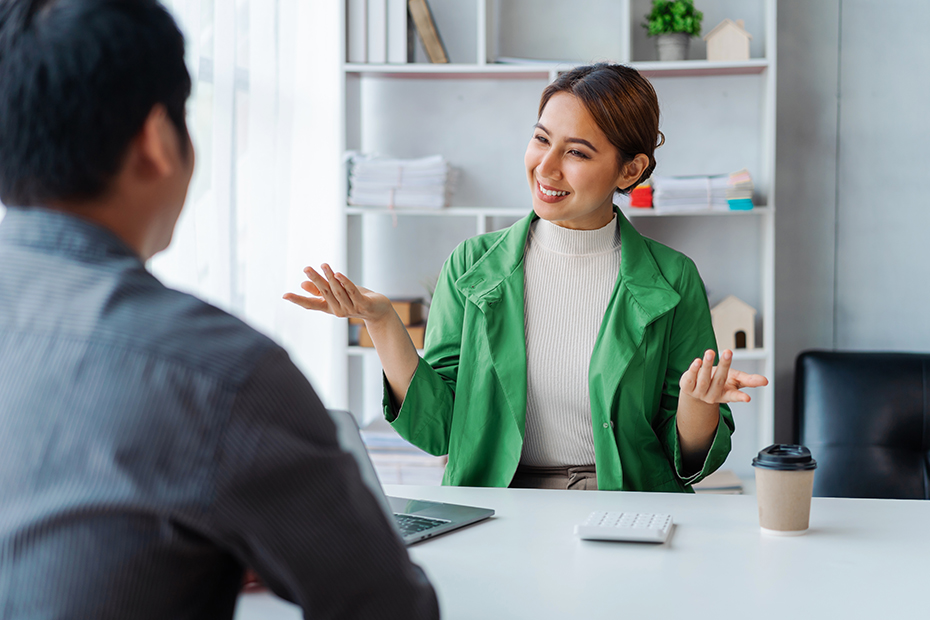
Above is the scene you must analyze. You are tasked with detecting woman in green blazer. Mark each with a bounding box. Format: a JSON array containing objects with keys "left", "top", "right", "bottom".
[{"left": 287, "top": 63, "right": 767, "bottom": 492}]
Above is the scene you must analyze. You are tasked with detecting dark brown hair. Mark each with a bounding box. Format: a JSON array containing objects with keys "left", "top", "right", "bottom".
[{"left": 538, "top": 63, "right": 664, "bottom": 193}]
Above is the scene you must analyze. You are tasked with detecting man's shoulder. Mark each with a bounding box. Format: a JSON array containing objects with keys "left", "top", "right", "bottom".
[
  {"left": 1, "top": 229, "right": 283, "bottom": 388},
  {"left": 127, "top": 277, "right": 281, "bottom": 386}
]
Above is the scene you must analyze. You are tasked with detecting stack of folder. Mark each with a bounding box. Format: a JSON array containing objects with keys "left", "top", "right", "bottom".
[
  {"left": 692, "top": 469, "right": 744, "bottom": 494},
  {"left": 361, "top": 428, "right": 446, "bottom": 486},
  {"left": 726, "top": 168, "right": 754, "bottom": 210},
  {"left": 629, "top": 180, "right": 653, "bottom": 208},
  {"left": 348, "top": 153, "right": 454, "bottom": 210}
]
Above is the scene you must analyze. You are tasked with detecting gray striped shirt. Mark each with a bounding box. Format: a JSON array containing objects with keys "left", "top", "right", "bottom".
[{"left": 0, "top": 207, "right": 438, "bottom": 620}]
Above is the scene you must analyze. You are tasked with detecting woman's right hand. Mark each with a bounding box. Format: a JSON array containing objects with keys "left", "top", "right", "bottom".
[
  {"left": 283, "top": 264, "right": 393, "bottom": 323},
  {"left": 284, "top": 264, "right": 421, "bottom": 406}
]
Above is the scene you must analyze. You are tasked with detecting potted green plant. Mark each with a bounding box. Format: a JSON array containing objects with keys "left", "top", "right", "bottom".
[{"left": 644, "top": 0, "right": 703, "bottom": 62}]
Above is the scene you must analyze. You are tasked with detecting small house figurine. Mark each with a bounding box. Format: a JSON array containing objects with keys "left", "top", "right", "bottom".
[
  {"left": 703, "top": 19, "right": 752, "bottom": 62},
  {"left": 711, "top": 295, "right": 756, "bottom": 351}
]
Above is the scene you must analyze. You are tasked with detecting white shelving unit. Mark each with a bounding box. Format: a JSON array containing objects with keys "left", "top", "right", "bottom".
[{"left": 339, "top": 0, "right": 776, "bottom": 477}]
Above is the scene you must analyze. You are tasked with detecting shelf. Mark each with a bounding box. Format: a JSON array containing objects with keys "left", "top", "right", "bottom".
[
  {"left": 346, "top": 206, "right": 529, "bottom": 218},
  {"left": 344, "top": 59, "right": 769, "bottom": 79},
  {"left": 630, "top": 59, "right": 769, "bottom": 78},
  {"left": 349, "top": 344, "right": 767, "bottom": 362},
  {"left": 342, "top": 0, "right": 778, "bottom": 449},
  {"left": 730, "top": 349, "right": 769, "bottom": 362},
  {"left": 621, "top": 207, "right": 772, "bottom": 218},
  {"left": 346, "top": 206, "right": 772, "bottom": 218},
  {"left": 344, "top": 63, "right": 551, "bottom": 79}
]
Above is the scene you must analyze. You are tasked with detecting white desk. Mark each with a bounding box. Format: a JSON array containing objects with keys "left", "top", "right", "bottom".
[{"left": 236, "top": 485, "right": 929, "bottom": 620}]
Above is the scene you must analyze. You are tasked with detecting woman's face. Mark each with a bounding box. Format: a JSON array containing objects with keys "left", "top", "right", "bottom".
[{"left": 524, "top": 92, "right": 628, "bottom": 231}]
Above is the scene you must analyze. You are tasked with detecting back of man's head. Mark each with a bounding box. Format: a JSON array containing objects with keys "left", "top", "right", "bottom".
[{"left": 0, "top": 0, "right": 191, "bottom": 207}]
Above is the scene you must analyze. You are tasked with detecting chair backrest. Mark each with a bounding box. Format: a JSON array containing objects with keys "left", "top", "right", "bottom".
[{"left": 794, "top": 350, "right": 930, "bottom": 499}]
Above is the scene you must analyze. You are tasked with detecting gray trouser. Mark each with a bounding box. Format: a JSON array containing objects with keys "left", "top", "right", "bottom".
[{"left": 509, "top": 465, "right": 598, "bottom": 490}]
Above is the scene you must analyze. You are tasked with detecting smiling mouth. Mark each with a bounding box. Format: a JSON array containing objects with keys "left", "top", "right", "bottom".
[{"left": 537, "top": 181, "right": 569, "bottom": 197}]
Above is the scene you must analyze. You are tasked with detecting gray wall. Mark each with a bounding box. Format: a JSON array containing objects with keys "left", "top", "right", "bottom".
[{"left": 774, "top": 0, "right": 930, "bottom": 441}]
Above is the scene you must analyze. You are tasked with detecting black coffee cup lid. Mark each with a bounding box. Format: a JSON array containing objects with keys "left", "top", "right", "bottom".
[{"left": 752, "top": 444, "right": 817, "bottom": 471}]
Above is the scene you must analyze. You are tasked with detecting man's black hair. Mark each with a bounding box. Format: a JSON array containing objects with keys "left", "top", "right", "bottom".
[{"left": 0, "top": 0, "right": 191, "bottom": 206}]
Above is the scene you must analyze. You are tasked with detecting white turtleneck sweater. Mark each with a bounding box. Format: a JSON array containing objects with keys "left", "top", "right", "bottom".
[{"left": 520, "top": 213, "right": 621, "bottom": 468}]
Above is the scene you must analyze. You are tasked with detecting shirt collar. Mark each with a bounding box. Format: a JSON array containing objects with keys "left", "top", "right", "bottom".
[
  {"left": 0, "top": 206, "right": 141, "bottom": 264},
  {"left": 529, "top": 213, "right": 620, "bottom": 256},
  {"left": 456, "top": 206, "right": 675, "bottom": 302}
]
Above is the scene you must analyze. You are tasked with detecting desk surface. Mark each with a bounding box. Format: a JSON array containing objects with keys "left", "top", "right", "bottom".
[{"left": 236, "top": 485, "right": 929, "bottom": 620}]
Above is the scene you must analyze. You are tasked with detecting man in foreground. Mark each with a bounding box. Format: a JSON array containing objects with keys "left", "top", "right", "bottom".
[{"left": 0, "top": 1, "right": 438, "bottom": 618}]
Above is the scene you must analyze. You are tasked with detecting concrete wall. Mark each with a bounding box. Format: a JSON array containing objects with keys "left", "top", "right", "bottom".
[{"left": 774, "top": 0, "right": 930, "bottom": 440}]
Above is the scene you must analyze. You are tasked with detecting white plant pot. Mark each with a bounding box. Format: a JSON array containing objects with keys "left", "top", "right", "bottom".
[{"left": 656, "top": 33, "right": 691, "bottom": 61}]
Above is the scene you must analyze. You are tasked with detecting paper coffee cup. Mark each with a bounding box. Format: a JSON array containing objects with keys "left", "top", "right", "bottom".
[{"left": 752, "top": 444, "right": 817, "bottom": 536}]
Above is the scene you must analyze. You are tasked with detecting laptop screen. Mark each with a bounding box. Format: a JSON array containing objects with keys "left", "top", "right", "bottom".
[{"left": 327, "top": 409, "right": 397, "bottom": 520}]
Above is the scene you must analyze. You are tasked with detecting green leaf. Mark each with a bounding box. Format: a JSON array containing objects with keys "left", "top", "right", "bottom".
[{"left": 643, "top": 0, "right": 703, "bottom": 36}]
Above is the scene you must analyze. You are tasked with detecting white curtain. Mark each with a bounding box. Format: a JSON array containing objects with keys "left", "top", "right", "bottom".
[{"left": 153, "top": 0, "right": 347, "bottom": 407}]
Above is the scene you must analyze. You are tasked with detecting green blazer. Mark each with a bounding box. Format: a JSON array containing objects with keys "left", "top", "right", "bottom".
[{"left": 384, "top": 208, "right": 734, "bottom": 492}]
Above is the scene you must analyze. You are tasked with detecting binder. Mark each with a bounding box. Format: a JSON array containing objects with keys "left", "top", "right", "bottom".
[{"left": 408, "top": 0, "right": 448, "bottom": 63}]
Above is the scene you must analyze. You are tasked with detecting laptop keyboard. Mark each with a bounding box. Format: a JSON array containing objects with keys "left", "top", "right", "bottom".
[{"left": 394, "top": 513, "right": 450, "bottom": 536}]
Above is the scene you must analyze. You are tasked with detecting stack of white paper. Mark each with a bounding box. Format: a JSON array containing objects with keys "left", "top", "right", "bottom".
[
  {"left": 349, "top": 154, "right": 453, "bottom": 209},
  {"left": 612, "top": 190, "right": 631, "bottom": 209},
  {"left": 652, "top": 174, "right": 729, "bottom": 213}
]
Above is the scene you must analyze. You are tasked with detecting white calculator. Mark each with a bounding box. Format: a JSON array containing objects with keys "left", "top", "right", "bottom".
[{"left": 574, "top": 511, "right": 673, "bottom": 543}]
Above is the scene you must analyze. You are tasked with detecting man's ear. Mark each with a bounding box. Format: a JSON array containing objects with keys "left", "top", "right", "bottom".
[
  {"left": 131, "top": 105, "right": 175, "bottom": 179},
  {"left": 615, "top": 153, "right": 650, "bottom": 191}
]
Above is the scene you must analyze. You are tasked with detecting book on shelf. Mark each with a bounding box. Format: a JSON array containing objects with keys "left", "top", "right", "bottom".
[
  {"left": 347, "top": 0, "right": 367, "bottom": 63},
  {"left": 366, "top": 0, "right": 387, "bottom": 63},
  {"left": 347, "top": 0, "right": 410, "bottom": 64},
  {"left": 387, "top": 0, "right": 413, "bottom": 63},
  {"left": 349, "top": 299, "right": 426, "bottom": 348},
  {"left": 407, "top": 0, "right": 448, "bottom": 63},
  {"left": 726, "top": 168, "right": 754, "bottom": 210}
]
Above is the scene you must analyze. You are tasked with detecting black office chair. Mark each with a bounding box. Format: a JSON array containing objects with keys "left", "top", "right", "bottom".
[{"left": 794, "top": 350, "right": 930, "bottom": 499}]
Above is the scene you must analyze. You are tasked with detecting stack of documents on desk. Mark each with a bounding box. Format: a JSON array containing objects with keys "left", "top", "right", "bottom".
[
  {"left": 692, "top": 469, "right": 744, "bottom": 494},
  {"left": 361, "top": 428, "right": 446, "bottom": 485},
  {"left": 348, "top": 154, "right": 454, "bottom": 209},
  {"left": 652, "top": 174, "right": 728, "bottom": 213}
]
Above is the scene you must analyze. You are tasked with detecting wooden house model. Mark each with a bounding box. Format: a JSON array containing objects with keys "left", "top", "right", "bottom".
[
  {"left": 703, "top": 19, "right": 752, "bottom": 62},
  {"left": 711, "top": 295, "right": 756, "bottom": 351}
]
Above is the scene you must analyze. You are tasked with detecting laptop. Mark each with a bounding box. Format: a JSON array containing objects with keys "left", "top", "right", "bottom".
[{"left": 327, "top": 409, "right": 495, "bottom": 544}]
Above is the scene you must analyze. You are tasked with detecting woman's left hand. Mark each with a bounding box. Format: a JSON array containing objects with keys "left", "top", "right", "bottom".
[{"left": 679, "top": 349, "right": 768, "bottom": 404}]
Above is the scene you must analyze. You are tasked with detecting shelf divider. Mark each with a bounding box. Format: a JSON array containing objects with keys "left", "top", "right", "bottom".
[
  {"left": 344, "top": 59, "right": 768, "bottom": 79},
  {"left": 345, "top": 206, "right": 773, "bottom": 218}
]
